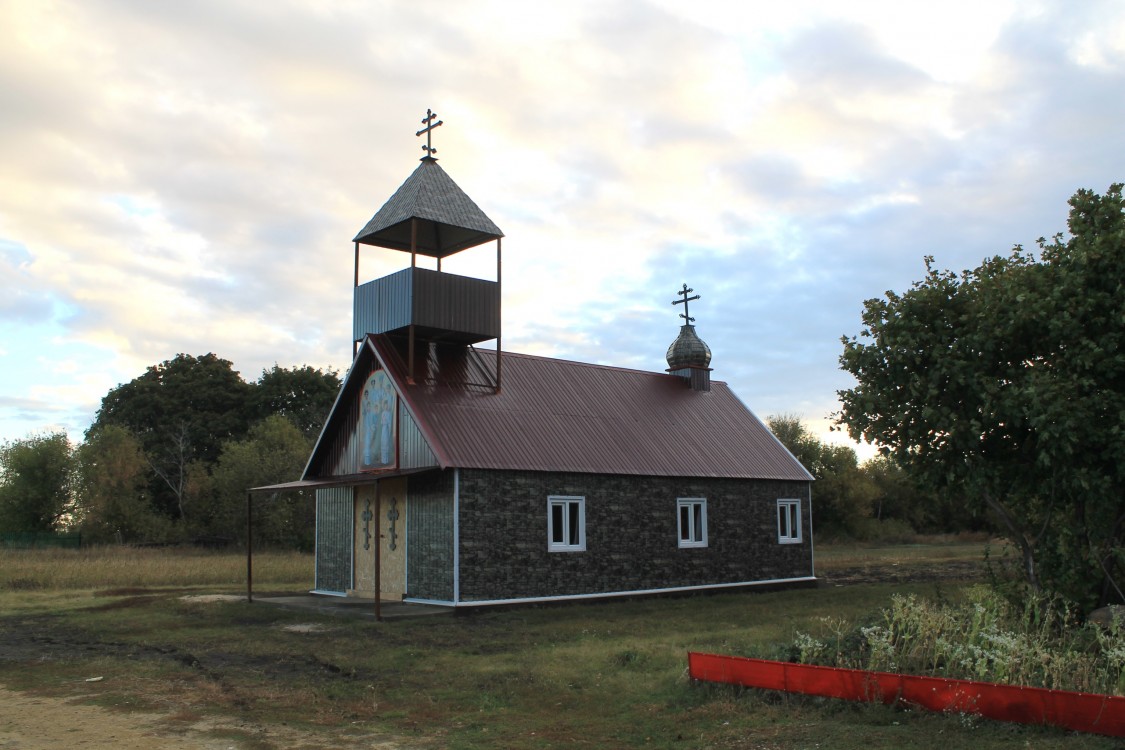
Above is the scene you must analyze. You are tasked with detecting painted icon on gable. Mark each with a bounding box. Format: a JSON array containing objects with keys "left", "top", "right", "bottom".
[{"left": 360, "top": 369, "right": 396, "bottom": 470}]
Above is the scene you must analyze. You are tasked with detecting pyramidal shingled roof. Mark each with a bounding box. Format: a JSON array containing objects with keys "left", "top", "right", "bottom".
[{"left": 353, "top": 158, "right": 504, "bottom": 257}]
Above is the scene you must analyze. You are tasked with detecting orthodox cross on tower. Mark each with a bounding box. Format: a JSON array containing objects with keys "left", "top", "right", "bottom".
[
  {"left": 416, "top": 108, "right": 443, "bottom": 159},
  {"left": 673, "top": 283, "right": 701, "bottom": 324}
]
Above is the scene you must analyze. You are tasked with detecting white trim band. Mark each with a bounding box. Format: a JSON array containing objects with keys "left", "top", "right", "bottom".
[{"left": 404, "top": 576, "right": 818, "bottom": 609}]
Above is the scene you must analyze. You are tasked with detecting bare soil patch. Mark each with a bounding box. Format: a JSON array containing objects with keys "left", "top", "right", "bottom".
[
  {"left": 0, "top": 687, "right": 228, "bottom": 749},
  {"left": 0, "top": 686, "right": 400, "bottom": 749}
]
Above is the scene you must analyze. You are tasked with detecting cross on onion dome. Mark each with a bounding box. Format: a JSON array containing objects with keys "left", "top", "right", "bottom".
[{"left": 672, "top": 283, "right": 701, "bottom": 324}]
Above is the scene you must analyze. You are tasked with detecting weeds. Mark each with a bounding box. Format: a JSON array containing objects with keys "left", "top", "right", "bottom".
[{"left": 792, "top": 585, "right": 1125, "bottom": 695}]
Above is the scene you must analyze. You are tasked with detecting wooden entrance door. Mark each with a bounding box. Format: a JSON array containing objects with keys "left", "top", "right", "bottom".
[
  {"left": 351, "top": 480, "right": 407, "bottom": 599},
  {"left": 352, "top": 485, "right": 377, "bottom": 596},
  {"left": 378, "top": 477, "right": 407, "bottom": 600}
]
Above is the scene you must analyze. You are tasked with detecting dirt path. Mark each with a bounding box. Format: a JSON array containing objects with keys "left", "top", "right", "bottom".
[
  {"left": 0, "top": 685, "right": 402, "bottom": 749},
  {"left": 0, "top": 612, "right": 409, "bottom": 750},
  {"left": 0, "top": 686, "right": 232, "bottom": 749}
]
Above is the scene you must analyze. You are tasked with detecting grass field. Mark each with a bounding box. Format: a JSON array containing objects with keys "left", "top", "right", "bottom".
[
  {"left": 0, "top": 545, "right": 312, "bottom": 591},
  {"left": 0, "top": 541, "right": 1117, "bottom": 749},
  {"left": 813, "top": 534, "right": 996, "bottom": 570}
]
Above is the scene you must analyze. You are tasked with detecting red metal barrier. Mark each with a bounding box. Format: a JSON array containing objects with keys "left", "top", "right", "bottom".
[{"left": 688, "top": 652, "right": 1125, "bottom": 737}]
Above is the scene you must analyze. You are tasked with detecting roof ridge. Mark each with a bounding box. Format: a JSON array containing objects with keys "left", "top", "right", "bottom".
[{"left": 495, "top": 348, "right": 728, "bottom": 384}]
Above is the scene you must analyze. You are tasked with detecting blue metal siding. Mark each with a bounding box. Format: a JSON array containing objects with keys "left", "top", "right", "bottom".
[
  {"left": 399, "top": 401, "right": 438, "bottom": 470},
  {"left": 353, "top": 267, "right": 499, "bottom": 342},
  {"left": 322, "top": 393, "right": 362, "bottom": 476},
  {"left": 353, "top": 268, "right": 413, "bottom": 341},
  {"left": 412, "top": 267, "right": 499, "bottom": 338}
]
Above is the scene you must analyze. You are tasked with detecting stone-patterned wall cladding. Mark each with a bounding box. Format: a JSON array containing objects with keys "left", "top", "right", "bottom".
[
  {"left": 315, "top": 487, "right": 354, "bottom": 593},
  {"left": 457, "top": 470, "right": 813, "bottom": 602},
  {"left": 405, "top": 470, "right": 456, "bottom": 601}
]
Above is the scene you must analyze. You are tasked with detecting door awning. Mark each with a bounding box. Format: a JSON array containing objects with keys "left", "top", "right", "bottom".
[{"left": 248, "top": 467, "right": 435, "bottom": 495}]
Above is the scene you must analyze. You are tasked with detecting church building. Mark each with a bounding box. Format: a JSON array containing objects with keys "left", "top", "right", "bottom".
[{"left": 297, "top": 111, "right": 814, "bottom": 607}]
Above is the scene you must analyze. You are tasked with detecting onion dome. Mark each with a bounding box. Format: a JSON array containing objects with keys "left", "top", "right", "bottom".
[{"left": 666, "top": 324, "right": 712, "bottom": 370}]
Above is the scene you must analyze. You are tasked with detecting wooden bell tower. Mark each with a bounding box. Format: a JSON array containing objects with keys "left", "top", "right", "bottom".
[{"left": 351, "top": 109, "right": 505, "bottom": 388}]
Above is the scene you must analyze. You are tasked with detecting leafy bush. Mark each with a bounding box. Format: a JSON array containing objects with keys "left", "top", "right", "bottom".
[{"left": 791, "top": 586, "right": 1125, "bottom": 695}]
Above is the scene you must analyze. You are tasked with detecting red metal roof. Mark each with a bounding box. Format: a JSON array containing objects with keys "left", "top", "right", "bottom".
[{"left": 368, "top": 336, "right": 812, "bottom": 481}]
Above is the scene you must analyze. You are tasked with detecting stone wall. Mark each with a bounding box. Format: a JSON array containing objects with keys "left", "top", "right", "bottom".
[
  {"left": 456, "top": 469, "right": 813, "bottom": 602},
  {"left": 314, "top": 486, "right": 354, "bottom": 593},
  {"left": 404, "top": 470, "right": 456, "bottom": 601}
]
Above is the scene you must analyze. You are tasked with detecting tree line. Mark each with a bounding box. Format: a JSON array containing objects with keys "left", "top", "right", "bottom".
[
  {"left": 764, "top": 415, "right": 984, "bottom": 543},
  {"left": 1, "top": 185, "right": 1119, "bottom": 608},
  {"left": 2, "top": 366, "right": 978, "bottom": 552},
  {"left": 1, "top": 373, "right": 978, "bottom": 551},
  {"left": 0, "top": 355, "right": 339, "bottom": 549}
]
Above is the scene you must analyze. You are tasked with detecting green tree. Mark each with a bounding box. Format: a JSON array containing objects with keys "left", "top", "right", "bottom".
[
  {"left": 837, "top": 185, "right": 1125, "bottom": 607},
  {"left": 252, "top": 364, "right": 340, "bottom": 440},
  {"left": 860, "top": 456, "right": 926, "bottom": 531},
  {"left": 91, "top": 353, "right": 255, "bottom": 518},
  {"left": 0, "top": 432, "right": 76, "bottom": 533},
  {"left": 860, "top": 457, "right": 988, "bottom": 535},
  {"left": 77, "top": 426, "right": 166, "bottom": 543},
  {"left": 767, "top": 415, "right": 876, "bottom": 538},
  {"left": 207, "top": 415, "right": 312, "bottom": 549}
]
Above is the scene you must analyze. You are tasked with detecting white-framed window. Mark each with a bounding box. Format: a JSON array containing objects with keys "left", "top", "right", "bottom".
[
  {"left": 677, "top": 498, "right": 708, "bottom": 548},
  {"left": 548, "top": 496, "right": 585, "bottom": 552},
  {"left": 777, "top": 499, "right": 802, "bottom": 544}
]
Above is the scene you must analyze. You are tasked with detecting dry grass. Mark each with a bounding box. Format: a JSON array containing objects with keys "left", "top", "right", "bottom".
[
  {"left": 814, "top": 534, "right": 997, "bottom": 572},
  {"left": 1, "top": 538, "right": 992, "bottom": 590},
  {"left": 0, "top": 546, "right": 312, "bottom": 591}
]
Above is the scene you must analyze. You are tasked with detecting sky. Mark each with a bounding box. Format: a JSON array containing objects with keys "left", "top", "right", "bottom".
[{"left": 1, "top": 0, "right": 1123, "bottom": 457}]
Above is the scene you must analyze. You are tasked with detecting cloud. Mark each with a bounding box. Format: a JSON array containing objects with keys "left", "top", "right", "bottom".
[
  {"left": 0, "top": 241, "right": 60, "bottom": 323},
  {"left": 0, "top": 0, "right": 1122, "bottom": 455}
]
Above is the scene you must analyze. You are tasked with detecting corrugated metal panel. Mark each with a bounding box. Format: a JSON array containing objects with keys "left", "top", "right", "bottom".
[
  {"left": 353, "top": 269, "right": 412, "bottom": 341},
  {"left": 399, "top": 400, "right": 438, "bottom": 470},
  {"left": 412, "top": 268, "right": 499, "bottom": 339},
  {"left": 315, "top": 487, "right": 353, "bottom": 592},
  {"left": 370, "top": 337, "right": 813, "bottom": 481},
  {"left": 318, "top": 392, "right": 362, "bottom": 476},
  {"left": 353, "top": 267, "right": 499, "bottom": 344}
]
